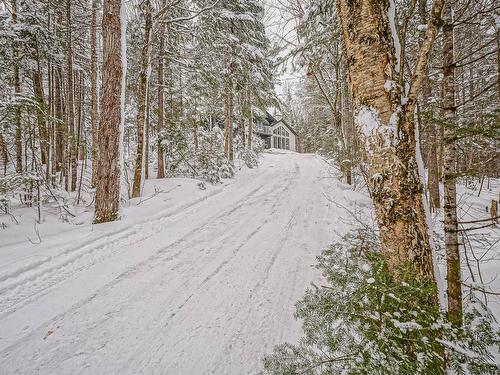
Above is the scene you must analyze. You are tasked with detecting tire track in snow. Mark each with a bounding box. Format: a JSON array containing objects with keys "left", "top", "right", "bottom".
[
  {"left": 0, "top": 158, "right": 297, "bottom": 364},
  {"left": 182, "top": 156, "right": 330, "bottom": 374},
  {"left": 0, "top": 170, "right": 284, "bottom": 319},
  {"left": 134, "top": 160, "right": 306, "bottom": 374},
  {"left": 0, "top": 153, "right": 337, "bottom": 375},
  {"left": 0, "top": 184, "right": 227, "bottom": 283}
]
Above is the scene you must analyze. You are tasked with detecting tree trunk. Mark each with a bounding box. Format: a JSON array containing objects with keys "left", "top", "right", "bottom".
[
  {"left": 76, "top": 72, "right": 84, "bottom": 162},
  {"left": 442, "top": 1, "right": 462, "bottom": 326},
  {"left": 48, "top": 61, "right": 54, "bottom": 179},
  {"left": 427, "top": 128, "right": 441, "bottom": 210},
  {"left": 32, "top": 43, "right": 49, "bottom": 171},
  {"left": 94, "top": 0, "right": 126, "bottom": 223},
  {"left": 224, "top": 68, "right": 234, "bottom": 162},
  {"left": 33, "top": 70, "right": 48, "bottom": 170},
  {"left": 12, "top": 0, "right": 23, "bottom": 173},
  {"left": 496, "top": 9, "right": 500, "bottom": 102},
  {"left": 54, "top": 68, "right": 65, "bottom": 177},
  {"left": 224, "top": 88, "right": 234, "bottom": 162},
  {"left": 157, "top": 4, "right": 166, "bottom": 179},
  {"left": 333, "top": 42, "right": 352, "bottom": 185},
  {"left": 419, "top": 0, "right": 440, "bottom": 211},
  {"left": 90, "top": 0, "right": 99, "bottom": 187},
  {"left": 131, "top": 0, "right": 152, "bottom": 198},
  {"left": 66, "top": 0, "right": 77, "bottom": 191},
  {"left": 0, "top": 135, "right": 7, "bottom": 176},
  {"left": 247, "top": 85, "right": 253, "bottom": 148},
  {"left": 224, "top": 94, "right": 229, "bottom": 156},
  {"left": 239, "top": 92, "right": 245, "bottom": 148},
  {"left": 341, "top": 74, "right": 354, "bottom": 185},
  {"left": 336, "top": 0, "right": 444, "bottom": 280},
  {"left": 145, "top": 87, "right": 150, "bottom": 180}
]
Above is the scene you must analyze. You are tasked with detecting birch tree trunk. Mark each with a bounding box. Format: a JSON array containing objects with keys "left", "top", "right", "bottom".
[
  {"left": 442, "top": 1, "right": 462, "bottom": 326},
  {"left": 131, "top": 0, "right": 152, "bottom": 198},
  {"left": 90, "top": 0, "right": 99, "bottom": 187},
  {"left": 94, "top": 0, "right": 125, "bottom": 223},
  {"left": 336, "top": 0, "right": 444, "bottom": 280}
]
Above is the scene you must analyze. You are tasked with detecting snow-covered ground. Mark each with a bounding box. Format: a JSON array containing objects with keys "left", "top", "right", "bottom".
[
  {"left": 0, "top": 151, "right": 370, "bottom": 374},
  {"left": 454, "top": 179, "right": 500, "bottom": 317}
]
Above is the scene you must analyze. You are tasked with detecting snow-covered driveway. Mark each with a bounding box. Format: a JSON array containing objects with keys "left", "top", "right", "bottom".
[{"left": 0, "top": 152, "right": 368, "bottom": 374}]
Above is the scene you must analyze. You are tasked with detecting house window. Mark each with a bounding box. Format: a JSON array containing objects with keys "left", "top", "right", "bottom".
[{"left": 272, "top": 126, "right": 291, "bottom": 150}]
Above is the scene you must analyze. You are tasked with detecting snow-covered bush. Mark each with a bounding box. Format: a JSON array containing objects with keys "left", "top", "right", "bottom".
[
  {"left": 157, "top": 123, "right": 268, "bottom": 183},
  {"left": 262, "top": 230, "right": 499, "bottom": 375},
  {"left": 161, "top": 125, "right": 189, "bottom": 175},
  {"left": 0, "top": 173, "right": 44, "bottom": 207},
  {"left": 235, "top": 134, "right": 264, "bottom": 169},
  {"left": 158, "top": 125, "right": 234, "bottom": 184},
  {"left": 196, "top": 128, "right": 234, "bottom": 184}
]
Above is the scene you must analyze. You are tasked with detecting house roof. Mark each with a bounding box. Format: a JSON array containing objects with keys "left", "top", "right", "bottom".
[
  {"left": 266, "top": 112, "right": 277, "bottom": 125},
  {"left": 269, "top": 118, "right": 299, "bottom": 137}
]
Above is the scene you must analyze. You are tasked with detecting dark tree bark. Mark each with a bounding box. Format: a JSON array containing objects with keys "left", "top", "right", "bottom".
[
  {"left": 132, "top": 0, "right": 152, "bottom": 198},
  {"left": 145, "top": 87, "right": 150, "bottom": 180},
  {"left": 66, "top": 0, "right": 77, "bottom": 191},
  {"left": 247, "top": 84, "right": 253, "bottom": 148},
  {"left": 442, "top": 0, "right": 462, "bottom": 326},
  {"left": 157, "top": 2, "right": 166, "bottom": 179},
  {"left": 12, "top": 0, "right": 23, "bottom": 173},
  {"left": 224, "top": 64, "right": 235, "bottom": 162},
  {"left": 76, "top": 72, "right": 84, "bottom": 162},
  {"left": 419, "top": 0, "right": 440, "bottom": 211},
  {"left": 54, "top": 68, "right": 65, "bottom": 177},
  {"left": 496, "top": 9, "right": 500, "bottom": 103},
  {"left": 224, "top": 87, "right": 234, "bottom": 162},
  {"left": 32, "top": 50, "right": 49, "bottom": 171},
  {"left": 48, "top": 61, "right": 54, "bottom": 178},
  {"left": 90, "top": 0, "right": 99, "bottom": 187},
  {"left": 0, "top": 135, "right": 7, "bottom": 176},
  {"left": 94, "top": 0, "right": 126, "bottom": 223}
]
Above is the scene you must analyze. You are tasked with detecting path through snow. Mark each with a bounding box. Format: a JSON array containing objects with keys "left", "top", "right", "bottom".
[{"left": 0, "top": 152, "right": 369, "bottom": 374}]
